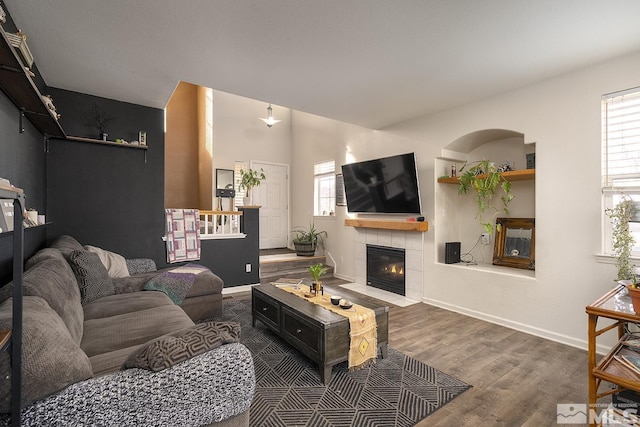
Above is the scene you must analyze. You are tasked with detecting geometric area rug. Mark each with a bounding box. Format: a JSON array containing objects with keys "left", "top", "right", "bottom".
[{"left": 215, "top": 296, "right": 471, "bottom": 427}]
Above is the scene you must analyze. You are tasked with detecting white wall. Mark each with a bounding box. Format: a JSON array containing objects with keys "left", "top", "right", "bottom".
[
  {"left": 290, "top": 50, "right": 640, "bottom": 351},
  {"left": 290, "top": 111, "right": 422, "bottom": 277},
  {"left": 212, "top": 90, "right": 292, "bottom": 173}
]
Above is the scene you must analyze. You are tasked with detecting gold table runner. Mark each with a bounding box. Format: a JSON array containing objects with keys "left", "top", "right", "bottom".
[{"left": 278, "top": 284, "right": 378, "bottom": 370}]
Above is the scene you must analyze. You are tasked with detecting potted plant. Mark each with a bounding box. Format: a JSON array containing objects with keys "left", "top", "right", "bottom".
[
  {"left": 239, "top": 168, "right": 266, "bottom": 205},
  {"left": 606, "top": 196, "right": 639, "bottom": 309},
  {"left": 93, "top": 104, "right": 113, "bottom": 141},
  {"left": 458, "top": 159, "right": 514, "bottom": 234},
  {"left": 292, "top": 221, "right": 327, "bottom": 257},
  {"left": 309, "top": 263, "right": 328, "bottom": 295}
]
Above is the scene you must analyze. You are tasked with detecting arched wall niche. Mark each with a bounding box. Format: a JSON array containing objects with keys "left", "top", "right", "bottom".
[
  {"left": 434, "top": 128, "right": 535, "bottom": 275},
  {"left": 442, "top": 129, "right": 525, "bottom": 161}
]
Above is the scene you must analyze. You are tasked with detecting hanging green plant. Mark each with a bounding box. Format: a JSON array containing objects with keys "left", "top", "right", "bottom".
[
  {"left": 606, "top": 196, "right": 637, "bottom": 282},
  {"left": 458, "top": 159, "right": 514, "bottom": 234}
]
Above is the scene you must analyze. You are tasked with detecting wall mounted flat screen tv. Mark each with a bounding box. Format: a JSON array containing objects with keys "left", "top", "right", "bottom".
[{"left": 341, "top": 152, "right": 422, "bottom": 214}]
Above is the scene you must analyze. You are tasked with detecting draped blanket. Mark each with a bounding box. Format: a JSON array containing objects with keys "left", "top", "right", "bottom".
[
  {"left": 280, "top": 284, "right": 378, "bottom": 370},
  {"left": 165, "top": 209, "right": 200, "bottom": 264},
  {"left": 144, "top": 264, "right": 209, "bottom": 304}
]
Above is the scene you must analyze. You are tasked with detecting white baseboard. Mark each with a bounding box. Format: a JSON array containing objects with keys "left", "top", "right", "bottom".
[
  {"left": 222, "top": 284, "right": 255, "bottom": 294},
  {"left": 422, "top": 297, "right": 599, "bottom": 353},
  {"left": 333, "top": 272, "right": 354, "bottom": 282}
]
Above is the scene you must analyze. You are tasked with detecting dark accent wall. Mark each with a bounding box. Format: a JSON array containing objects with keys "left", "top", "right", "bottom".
[
  {"left": 46, "top": 88, "right": 167, "bottom": 262},
  {"left": 44, "top": 88, "right": 260, "bottom": 286},
  {"left": 198, "top": 207, "right": 260, "bottom": 286},
  {"left": 0, "top": 88, "right": 47, "bottom": 285}
]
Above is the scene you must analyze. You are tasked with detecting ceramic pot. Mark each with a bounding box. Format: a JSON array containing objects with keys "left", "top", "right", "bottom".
[{"left": 627, "top": 284, "right": 640, "bottom": 313}]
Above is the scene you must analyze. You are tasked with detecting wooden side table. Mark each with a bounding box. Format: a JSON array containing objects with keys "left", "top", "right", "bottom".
[{"left": 586, "top": 285, "right": 640, "bottom": 422}]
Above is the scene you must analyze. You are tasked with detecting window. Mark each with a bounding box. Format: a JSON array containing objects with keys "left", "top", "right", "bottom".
[
  {"left": 234, "top": 162, "right": 248, "bottom": 208},
  {"left": 602, "top": 87, "right": 640, "bottom": 257},
  {"left": 314, "top": 160, "right": 335, "bottom": 216}
]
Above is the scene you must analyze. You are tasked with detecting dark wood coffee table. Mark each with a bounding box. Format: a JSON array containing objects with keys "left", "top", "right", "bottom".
[{"left": 252, "top": 283, "right": 389, "bottom": 385}]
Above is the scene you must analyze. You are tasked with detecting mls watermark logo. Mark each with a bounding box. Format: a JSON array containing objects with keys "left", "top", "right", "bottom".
[
  {"left": 557, "top": 404, "right": 587, "bottom": 424},
  {"left": 558, "top": 403, "right": 639, "bottom": 424}
]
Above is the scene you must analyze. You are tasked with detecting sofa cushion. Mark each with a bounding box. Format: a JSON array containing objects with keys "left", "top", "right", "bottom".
[
  {"left": 188, "top": 269, "right": 224, "bottom": 297},
  {"left": 68, "top": 250, "right": 116, "bottom": 304},
  {"left": 88, "top": 344, "right": 145, "bottom": 377},
  {"left": 0, "top": 296, "right": 93, "bottom": 413},
  {"left": 84, "top": 245, "right": 130, "bottom": 278},
  {"left": 112, "top": 268, "right": 223, "bottom": 297},
  {"left": 123, "top": 322, "right": 241, "bottom": 372},
  {"left": 83, "top": 291, "right": 174, "bottom": 321},
  {"left": 50, "top": 235, "right": 85, "bottom": 260},
  {"left": 81, "top": 304, "right": 194, "bottom": 357},
  {"left": 24, "top": 247, "right": 67, "bottom": 271},
  {"left": 0, "top": 253, "right": 84, "bottom": 344}
]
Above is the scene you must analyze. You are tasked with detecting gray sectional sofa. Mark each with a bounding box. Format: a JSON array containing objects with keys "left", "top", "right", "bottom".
[{"left": 0, "top": 235, "right": 255, "bottom": 426}]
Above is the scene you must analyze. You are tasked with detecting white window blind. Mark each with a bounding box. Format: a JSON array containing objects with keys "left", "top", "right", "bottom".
[
  {"left": 314, "top": 160, "right": 335, "bottom": 216},
  {"left": 602, "top": 87, "right": 640, "bottom": 188},
  {"left": 234, "top": 162, "right": 248, "bottom": 207},
  {"left": 314, "top": 161, "right": 335, "bottom": 176}
]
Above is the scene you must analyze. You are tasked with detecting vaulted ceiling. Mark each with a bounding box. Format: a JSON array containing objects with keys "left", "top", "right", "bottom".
[{"left": 6, "top": 0, "right": 640, "bottom": 129}]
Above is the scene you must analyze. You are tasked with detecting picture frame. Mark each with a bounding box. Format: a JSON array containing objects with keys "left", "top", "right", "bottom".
[
  {"left": 493, "top": 217, "right": 535, "bottom": 270},
  {"left": 336, "top": 174, "right": 346, "bottom": 206}
]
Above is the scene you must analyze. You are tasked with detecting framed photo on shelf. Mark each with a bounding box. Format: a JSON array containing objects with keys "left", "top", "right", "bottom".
[{"left": 0, "top": 199, "right": 14, "bottom": 233}]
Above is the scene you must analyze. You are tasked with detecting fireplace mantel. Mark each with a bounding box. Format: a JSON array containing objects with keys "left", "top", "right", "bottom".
[{"left": 345, "top": 218, "right": 428, "bottom": 232}]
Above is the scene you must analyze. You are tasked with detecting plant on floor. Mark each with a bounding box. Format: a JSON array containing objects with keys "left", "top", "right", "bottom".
[
  {"left": 606, "top": 195, "right": 637, "bottom": 283},
  {"left": 458, "top": 159, "right": 514, "bottom": 234},
  {"left": 292, "top": 221, "right": 327, "bottom": 257}
]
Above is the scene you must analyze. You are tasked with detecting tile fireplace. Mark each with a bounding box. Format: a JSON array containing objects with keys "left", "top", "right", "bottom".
[
  {"left": 353, "top": 228, "right": 423, "bottom": 301},
  {"left": 367, "top": 245, "right": 405, "bottom": 296}
]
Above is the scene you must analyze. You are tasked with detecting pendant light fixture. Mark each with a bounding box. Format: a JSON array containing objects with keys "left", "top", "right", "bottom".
[{"left": 260, "top": 104, "right": 280, "bottom": 128}]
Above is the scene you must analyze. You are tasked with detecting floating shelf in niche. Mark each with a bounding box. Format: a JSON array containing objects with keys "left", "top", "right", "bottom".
[{"left": 437, "top": 169, "right": 535, "bottom": 184}]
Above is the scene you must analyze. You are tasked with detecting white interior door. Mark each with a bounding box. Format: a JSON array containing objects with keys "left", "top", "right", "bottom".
[{"left": 251, "top": 162, "right": 289, "bottom": 249}]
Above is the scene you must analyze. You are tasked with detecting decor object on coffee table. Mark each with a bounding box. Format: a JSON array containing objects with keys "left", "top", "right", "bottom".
[{"left": 308, "top": 263, "right": 328, "bottom": 296}]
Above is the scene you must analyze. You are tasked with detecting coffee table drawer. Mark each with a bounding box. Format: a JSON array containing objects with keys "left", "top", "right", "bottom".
[
  {"left": 282, "top": 306, "right": 321, "bottom": 359},
  {"left": 253, "top": 292, "right": 280, "bottom": 329}
]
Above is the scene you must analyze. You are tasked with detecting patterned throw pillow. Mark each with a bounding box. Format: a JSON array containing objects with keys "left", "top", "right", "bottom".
[
  {"left": 68, "top": 250, "right": 115, "bottom": 304},
  {"left": 123, "top": 322, "right": 240, "bottom": 372}
]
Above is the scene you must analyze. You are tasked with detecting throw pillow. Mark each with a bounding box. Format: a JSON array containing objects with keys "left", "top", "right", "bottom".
[
  {"left": 0, "top": 296, "right": 93, "bottom": 413},
  {"left": 68, "top": 250, "right": 115, "bottom": 304},
  {"left": 122, "top": 322, "right": 240, "bottom": 372},
  {"left": 84, "top": 245, "right": 130, "bottom": 278}
]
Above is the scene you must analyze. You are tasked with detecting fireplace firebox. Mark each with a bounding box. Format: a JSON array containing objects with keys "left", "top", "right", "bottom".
[{"left": 366, "top": 245, "right": 405, "bottom": 296}]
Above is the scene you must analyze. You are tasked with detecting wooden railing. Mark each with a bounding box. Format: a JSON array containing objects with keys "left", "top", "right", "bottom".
[{"left": 199, "top": 210, "right": 245, "bottom": 239}]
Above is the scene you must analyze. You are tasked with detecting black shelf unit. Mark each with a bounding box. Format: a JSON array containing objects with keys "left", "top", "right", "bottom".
[
  {"left": 0, "top": 26, "right": 65, "bottom": 138},
  {"left": 0, "top": 183, "right": 25, "bottom": 426}
]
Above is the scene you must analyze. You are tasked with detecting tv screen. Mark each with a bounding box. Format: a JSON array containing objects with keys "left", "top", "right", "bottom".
[{"left": 341, "top": 153, "right": 422, "bottom": 214}]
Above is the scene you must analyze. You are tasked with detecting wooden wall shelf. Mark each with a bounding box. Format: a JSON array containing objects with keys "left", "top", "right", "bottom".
[
  {"left": 345, "top": 218, "right": 428, "bottom": 232},
  {"left": 437, "top": 168, "right": 535, "bottom": 184},
  {"left": 65, "top": 136, "right": 148, "bottom": 150}
]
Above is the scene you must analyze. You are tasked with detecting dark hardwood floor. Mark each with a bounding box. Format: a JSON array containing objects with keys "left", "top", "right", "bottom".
[{"left": 228, "top": 276, "right": 590, "bottom": 426}]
